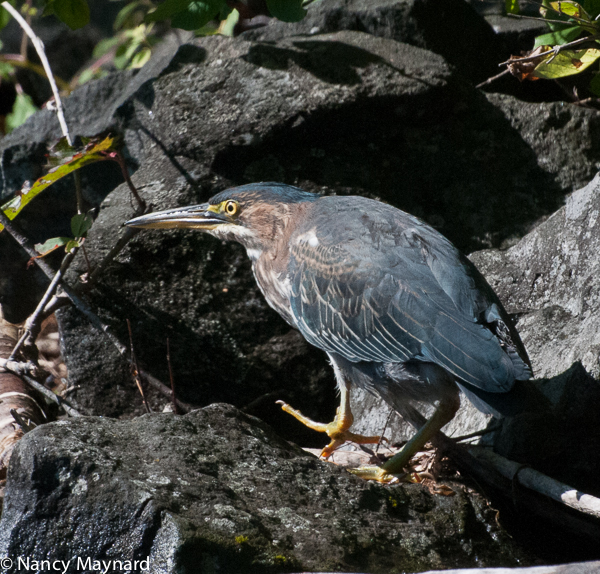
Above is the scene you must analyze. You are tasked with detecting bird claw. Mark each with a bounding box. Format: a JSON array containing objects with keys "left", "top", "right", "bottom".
[
  {"left": 276, "top": 399, "right": 382, "bottom": 459},
  {"left": 347, "top": 466, "right": 422, "bottom": 484}
]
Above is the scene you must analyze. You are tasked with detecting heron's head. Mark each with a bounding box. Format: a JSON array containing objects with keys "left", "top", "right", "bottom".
[{"left": 126, "top": 183, "right": 318, "bottom": 257}]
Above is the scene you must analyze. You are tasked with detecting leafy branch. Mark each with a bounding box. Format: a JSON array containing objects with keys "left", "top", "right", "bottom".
[{"left": 501, "top": 0, "right": 600, "bottom": 94}]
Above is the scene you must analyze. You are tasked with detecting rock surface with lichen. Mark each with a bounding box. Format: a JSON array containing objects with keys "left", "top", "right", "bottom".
[{"left": 0, "top": 404, "right": 533, "bottom": 573}]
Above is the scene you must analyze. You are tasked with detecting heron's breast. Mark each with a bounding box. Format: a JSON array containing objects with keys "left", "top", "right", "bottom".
[{"left": 252, "top": 258, "right": 296, "bottom": 326}]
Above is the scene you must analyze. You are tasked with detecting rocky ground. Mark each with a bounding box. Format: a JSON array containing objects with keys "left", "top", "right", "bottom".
[{"left": 1, "top": 0, "right": 600, "bottom": 572}]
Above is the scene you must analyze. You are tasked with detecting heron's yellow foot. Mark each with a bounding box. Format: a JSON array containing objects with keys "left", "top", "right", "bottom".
[
  {"left": 347, "top": 465, "right": 421, "bottom": 484},
  {"left": 349, "top": 398, "right": 460, "bottom": 482},
  {"left": 346, "top": 444, "right": 421, "bottom": 483},
  {"left": 276, "top": 400, "right": 382, "bottom": 458}
]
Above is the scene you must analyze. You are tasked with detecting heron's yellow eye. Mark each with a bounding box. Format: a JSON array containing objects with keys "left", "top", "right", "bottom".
[{"left": 223, "top": 200, "right": 239, "bottom": 216}]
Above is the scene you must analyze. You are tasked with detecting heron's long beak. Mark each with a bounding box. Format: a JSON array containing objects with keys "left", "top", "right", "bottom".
[{"left": 125, "top": 204, "right": 230, "bottom": 230}]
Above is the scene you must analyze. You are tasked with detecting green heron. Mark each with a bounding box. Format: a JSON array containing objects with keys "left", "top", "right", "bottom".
[{"left": 126, "top": 183, "right": 531, "bottom": 482}]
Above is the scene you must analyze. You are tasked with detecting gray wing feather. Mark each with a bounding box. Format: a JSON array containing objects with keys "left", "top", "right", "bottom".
[{"left": 288, "top": 199, "right": 530, "bottom": 392}]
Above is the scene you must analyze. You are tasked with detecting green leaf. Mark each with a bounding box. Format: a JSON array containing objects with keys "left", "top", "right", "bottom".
[
  {"left": 71, "top": 212, "right": 94, "bottom": 237},
  {"left": 171, "top": 0, "right": 223, "bottom": 30},
  {"left": 42, "top": 0, "right": 56, "bottom": 17},
  {"left": 219, "top": 7, "right": 238, "bottom": 36},
  {"left": 0, "top": 135, "right": 119, "bottom": 230},
  {"left": 549, "top": 0, "right": 589, "bottom": 19},
  {"left": 93, "top": 36, "right": 121, "bottom": 58},
  {"left": 541, "top": 0, "right": 575, "bottom": 30},
  {"left": 588, "top": 72, "right": 600, "bottom": 94},
  {"left": 145, "top": 0, "right": 193, "bottom": 22},
  {"left": 266, "top": 0, "right": 307, "bottom": 22},
  {"left": 0, "top": 3, "right": 13, "bottom": 32},
  {"left": 533, "top": 25, "right": 583, "bottom": 47},
  {"left": 506, "top": 0, "right": 520, "bottom": 15},
  {"left": 533, "top": 47, "right": 600, "bottom": 78},
  {"left": 5, "top": 93, "right": 37, "bottom": 133},
  {"left": 53, "top": 0, "right": 90, "bottom": 30},
  {"left": 114, "top": 0, "right": 143, "bottom": 30},
  {"left": 64, "top": 239, "right": 81, "bottom": 252},
  {"left": 34, "top": 236, "right": 70, "bottom": 255},
  {"left": 0, "top": 61, "right": 14, "bottom": 80},
  {"left": 114, "top": 38, "right": 141, "bottom": 69},
  {"left": 76, "top": 67, "right": 107, "bottom": 85},
  {"left": 130, "top": 46, "right": 152, "bottom": 68}
]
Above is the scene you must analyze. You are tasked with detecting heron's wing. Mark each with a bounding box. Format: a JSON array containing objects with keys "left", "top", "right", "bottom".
[{"left": 288, "top": 218, "right": 529, "bottom": 392}]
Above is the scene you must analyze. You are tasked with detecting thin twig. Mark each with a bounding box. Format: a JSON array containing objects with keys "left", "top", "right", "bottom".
[
  {"left": 166, "top": 338, "right": 180, "bottom": 414},
  {"left": 517, "top": 0, "right": 574, "bottom": 13},
  {"left": 19, "top": 0, "right": 30, "bottom": 59},
  {"left": 0, "top": 54, "right": 70, "bottom": 91},
  {"left": 499, "top": 35, "right": 592, "bottom": 66},
  {"left": 80, "top": 243, "right": 92, "bottom": 276},
  {"left": 375, "top": 408, "right": 394, "bottom": 455},
  {"left": 507, "top": 12, "right": 594, "bottom": 27},
  {"left": 469, "top": 447, "right": 600, "bottom": 520},
  {"left": 572, "top": 96, "right": 600, "bottom": 106},
  {"left": 41, "top": 294, "right": 71, "bottom": 320},
  {"left": 140, "top": 367, "right": 194, "bottom": 413},
  {"left": 0, "top": 210, "right": 128, "bottom": 356},
  {"left": 19, "top": 373, "right": 82, "bottom": 417},
  {"left": 10, "top": 248, "right": 78, "bottom": 360},
  {"left": 476, "top": 69, "right": 511, "bottom": 89},
  {"left": 0, "top": 358, "right": 42, "bottom": 378},
  {"left": 74, "top": 170, "right": 84, "bottom": 214},
  {"left": 1, "top": 2, "right": 72, "bottom": 145},
  {"left": 110, "top": 151, "right": 146, "bottom": 211},
  {"left": 127, "top": 319, "right": 151, "bottom": 413}
]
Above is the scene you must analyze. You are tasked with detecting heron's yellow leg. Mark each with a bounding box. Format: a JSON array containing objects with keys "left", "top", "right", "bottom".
[
  {"left": 349, "top": 396, "right": 460, "bottom": 483},
  {"left": 277, "top": 383, "right": 381, "bottom": 458}
]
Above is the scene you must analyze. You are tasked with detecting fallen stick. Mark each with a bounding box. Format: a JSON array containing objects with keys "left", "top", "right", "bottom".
[{"left": 469, "top": 446, "right": 600, "bottom": 521}]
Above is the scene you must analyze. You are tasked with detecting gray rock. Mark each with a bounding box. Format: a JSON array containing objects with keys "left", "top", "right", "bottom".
[
  {"left": 463, "top": 174, "right": 600, "bottom": 495},
  {"left": 492, "top": 362, "right": 600, "bottom": 497},
  {"left": 470, "top": 173, "right": 600, "bottom": 380},
  {"left": 0, "top": 30, "right": 193, "bottom": 324},
  {"left": 241, "top": 0, "right": 503, "bottom": 83},
  {"left": 0, "top": 403, "right": 533, "bottom": 573}
]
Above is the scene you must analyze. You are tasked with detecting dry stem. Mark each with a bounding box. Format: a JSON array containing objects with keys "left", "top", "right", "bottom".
[{"left": 1, "top": 2, "right": 72, "bottom": 145}]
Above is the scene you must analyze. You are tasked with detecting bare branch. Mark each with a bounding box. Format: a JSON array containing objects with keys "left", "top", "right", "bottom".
[
  {"left": 166, "top": 338, "right": 180, "bottom": 414},
  {"left": 140, "top": 367, "right": 194, "bottom": 413},
  {"left": 0, "top": 359, "right": 42, "bottom": 378},
  {"left": 476, "top": 69, "right": 511, "bottom": 89},
  {"left": 19, "top": 373, "right": 83, "bottom": 418},
  {"left": 111, "top": 152, "right": 146, "bottom": 211},
  {"left": 127, "top": 319, "right": 151, "bottom": 414},
  {"left": 500, "top": 35, "right": 593, "bottom": 67},
  {"left": 10, "top": 408, "right": 35, "bottom": 433},
  {"left": 0, "top": 210, "right": 128, "bottom": 356},
  {"left": 469, "top": 447, "right": 600, "bottom": 520},
  {"left": 10, "top": 248, "right": 78, "bottom": 360},
  {"left": 507, "top": 12, "right": 594, "bottom": 27},
  {"left": 1, "top": 2, "right": 72, "bottom": 145}
]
